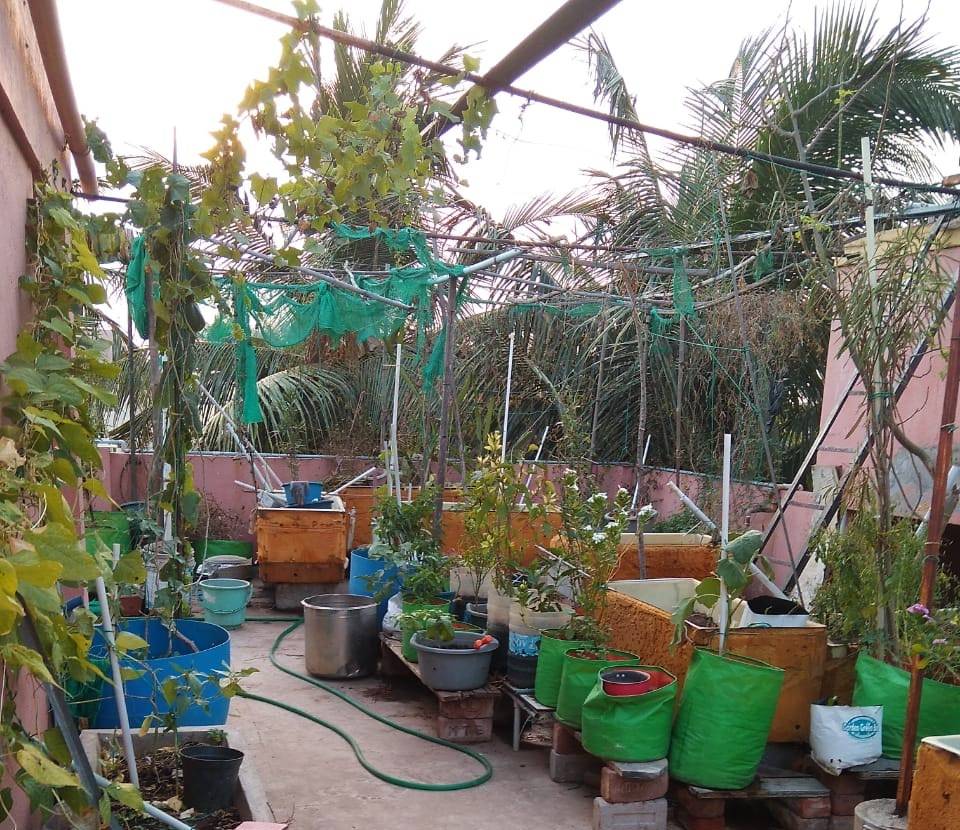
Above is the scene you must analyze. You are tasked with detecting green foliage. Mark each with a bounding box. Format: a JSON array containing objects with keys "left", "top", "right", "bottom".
[
  {"left": 459, "top": 433, "right": 550, "bottom": 596},
  {"left": 670, "top": 529, "right": 764, "bottom": 646},
  {"left": 396, "top": 608, "right": 454, "bottom": 643},
  {"left": 369, "top": 485, "right": 450, "bottom": 602},
  {"left": 0, "top": 182, "right": 129, "bottom": 821},
  {"left": 549, "top": 471, "right": 635, "bottom": 644}
]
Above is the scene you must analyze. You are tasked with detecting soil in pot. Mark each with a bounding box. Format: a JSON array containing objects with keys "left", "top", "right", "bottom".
[{"left": 101, "top": 742, "right": 241, "bottom": 830}]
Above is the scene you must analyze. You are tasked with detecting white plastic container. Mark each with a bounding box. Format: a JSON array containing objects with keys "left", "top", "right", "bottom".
[{"left": 508, "top": 602, "right": 573, "bottom": 656}]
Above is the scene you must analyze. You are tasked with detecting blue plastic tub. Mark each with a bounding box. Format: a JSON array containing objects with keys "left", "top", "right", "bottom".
[
  {"left": 88, "top": 618, "right": 231, "bottom": 728},
  {"left": 348, "top": 547, "right": 401, "bottom": 627},
  {"left": 283, "top": 481, "right": 324, "bottom": 506}
]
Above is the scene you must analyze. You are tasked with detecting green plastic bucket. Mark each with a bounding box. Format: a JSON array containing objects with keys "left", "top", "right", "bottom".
[
  {"left": 199, "top": 578, "right": 252, "bottom": 629},
  {"left": 581, "top": 666, "right": 677, "bottom": 762},
  {"left": 85, "top": 511, "right": 132, "bottom": 557},
  {"left": 194, "top": 539, "right": 254, "bottom": 563},
  {"left": 534, "top": 628, "right": 587, "bottom": 707},
  {"left": 555, "top": 648, "right": 639, "bottom": 729},
  {"left": 669, "top": 649, "right": 784, "bottom": 789}
]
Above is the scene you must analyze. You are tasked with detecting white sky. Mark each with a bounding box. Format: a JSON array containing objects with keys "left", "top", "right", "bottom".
[{"left": 58, "top": 0, "right": 960, "bottom": 220}]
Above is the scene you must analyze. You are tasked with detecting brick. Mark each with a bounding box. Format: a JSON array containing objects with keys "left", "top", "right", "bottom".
[
  {"left": 592, "top": 797, "right": 667, "bottom": 830},
  {"left": 814, "top": 770, "right": 866, "bottom": 796},
  {"left": 830, "top": 792, "right": 864, "bottom": 816},
  {"left": 435, "top": 716, "right": 491, "bottom": 743},
  {"left": 601, "top": 766, "right": 668, "bottom": 803},
  {"left": 672, "top": 787, "right": 725, "bottom": 819},
  {"left": 829, "top": 818, "right": 854, "bottom": 830},
  {"left": 437, "top": 696, "right": 495, "bottom": 719},
  {"left": 768, "top": 801, "right": 829, "bottom": 830},
  {"left": 675, "top": 809, "right": 724, "bottom": 830},
  {"left": 553, "top": 721, "right": 583, "bottom": 755},
  {"left": 550, "top": 749, "right": 599, "bottom": 783},
  {"left": 786, "top": 797, "right": 832, "bottom": 818}
]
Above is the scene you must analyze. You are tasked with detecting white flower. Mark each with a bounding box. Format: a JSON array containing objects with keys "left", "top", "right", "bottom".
[
  {"left": 588, "top": 493, "right": 607, "bottom": 505},
  {"left": 638, "top": 504, "right": 658, "bottom": 520},
  {"left": 591, "top": 531, "right": 606, "bottom": 543},
  {"left": 617, "top": 486, "right": 630, "bottom": 496}
]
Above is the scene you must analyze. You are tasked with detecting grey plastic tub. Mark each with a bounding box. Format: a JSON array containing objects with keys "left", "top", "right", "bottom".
[
  {"left": 411, "top": 631, "right": 499, "bottom": 691},
  {"left": 302, "top": 593, "right": 379, "bottom": 679}
]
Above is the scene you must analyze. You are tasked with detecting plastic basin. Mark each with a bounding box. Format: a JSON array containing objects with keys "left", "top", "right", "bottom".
[{"left": 411, "top": 631, "right": 498, "bottom": 691}]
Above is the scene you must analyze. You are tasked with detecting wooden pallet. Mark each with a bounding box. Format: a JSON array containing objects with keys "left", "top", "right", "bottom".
[
  {"left": 379, "top": 634, "right": 499, "bottom": 743},
  {"left": 674, "top": 768, "right": 831, "bottom": 830}
]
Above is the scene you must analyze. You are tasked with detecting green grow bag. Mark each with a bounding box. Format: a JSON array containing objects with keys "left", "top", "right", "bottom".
[
  {"left": 555, "top": 648, "right": 639, "bottom": 729},
  {"left": 581, "top": 666, "right": 677, "bottom": 762},
  {"left": 193, "top": 539, "right": 254, "bottom": 563},
  {"left": 669, "top": 649, "right": 784, "bottom": 790},
  {"left": 84, "top": 511, "right": 131, "bottom": 557},
  {"left": 852, "top": 652, "right": 960, "bottom": 759},
  {"left": 534, "top": 629, "right": 587, "bottom": 707}
]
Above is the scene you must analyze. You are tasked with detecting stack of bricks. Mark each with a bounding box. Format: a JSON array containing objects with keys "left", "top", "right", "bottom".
[
  {"left": 812, "top": 769, "right": 869, "bottom": 830},
  {"left": 548, "top": 724, "right": 668, "bottom": 830},
  {"left": 593, "top": 761, "right": 668, "bottom": 830},
  {"left": 672, "top": 784, "right": 726, "bottom": 830}
]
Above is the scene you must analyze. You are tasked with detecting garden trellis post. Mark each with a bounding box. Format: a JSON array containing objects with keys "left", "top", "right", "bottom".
[
  {"left": 501, "top": 331, "right": 516, "bottom": 462},
  {"left": 433, "top": 274, "right": 458, "bottom": 536}
]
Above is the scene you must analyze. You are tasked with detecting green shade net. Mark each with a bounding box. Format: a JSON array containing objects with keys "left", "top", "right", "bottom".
[
  {"left": 205, "top": 224, "right": 465, "bottom": 424},
  {"left": 125, "top": 235, "right": 160, "bottom": 339}
]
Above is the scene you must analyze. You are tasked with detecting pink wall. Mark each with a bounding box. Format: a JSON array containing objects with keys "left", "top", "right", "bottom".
[
  {"left": 95, "top": 448, "right": 815, "bottom": 583},
  {"left": 0, "top": 1, "right": 75, "bottom": 825},
  {"left": 816, "top": 238, "right": 960, "bottom": 522}
]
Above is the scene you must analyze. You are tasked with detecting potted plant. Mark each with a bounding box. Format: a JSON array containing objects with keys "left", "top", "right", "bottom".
[
  {"left": 458, "top": 433, "right": 552, "bottom": 671},
  {"left": 411, "top": 630, "right": 500, "bottom": 691},
  {"left": 397, "top": 608, "right": 455, "bottom": 663},
  {"left": 368, "top": 485, "right": 451, "bottom": 611},
  {"left": 507, "top": 560, "right": 571, "bottom": 688},
  {"left": 537, "top": 473, "right": 641, "bottom": 715},
  {"left": 811, "top": 509, "right": 960, "bottom": 758}
]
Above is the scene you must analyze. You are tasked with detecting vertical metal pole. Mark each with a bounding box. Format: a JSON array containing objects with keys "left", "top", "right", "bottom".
[
  {"left": 391, "top": 343, "right": 402, "bottom": 504},
  {"left": 433, "top": 275, "right": 458, "bottom": 536},
  {"left": 501, "top": 331, "right": 516, "bottom": 462},
  {"left": 895, "top": 267, "right": 960, "bottom": 814}
]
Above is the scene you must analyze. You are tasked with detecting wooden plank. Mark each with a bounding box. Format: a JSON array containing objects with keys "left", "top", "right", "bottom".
[
  {"left": 689, "top": 776, "right": 829, "bottom": 800},
  {"left": 380, "top": 635, "right": 499, "bottom": 699}
]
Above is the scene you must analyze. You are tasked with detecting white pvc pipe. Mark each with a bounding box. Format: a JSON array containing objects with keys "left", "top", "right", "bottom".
[
  {"left": 631, "top": 434, "right": 653, "bottom": 511},
  {"left": 666, "top": 481, "right": 786, "bottom": 600},
  {"left": 518, "top": 423, "right": 551, "bottom": 508},
  {"left": 198, "top": 383, "right": 280, "bottom": 490},
  {"left": 93, "top": 773, "right": 191, "bottom": 830},
  {"left": 501, "top": 331, "right": 516, "bottom": 462},
  {"left": 460, "top": 247, "right": 525, "bottom": 275},
  {"left": 718, "top": 434, "right": 732, "bottom": 654},
  {"left": 391, "top": 343, "right": 402, "bottom": 504},
  {"left": 94, "top": 577, "right": 139, "bottom": 788},
  {"left": 330, "top": 466, "right": 379, "bottom": 495}
]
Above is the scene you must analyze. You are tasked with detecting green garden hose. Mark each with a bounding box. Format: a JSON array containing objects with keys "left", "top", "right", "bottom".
[{"left": 237, "top": 619, "right": 493, "bottom": 790}]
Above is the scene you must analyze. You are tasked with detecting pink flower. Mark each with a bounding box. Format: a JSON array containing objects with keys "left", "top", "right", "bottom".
[
  {"left": 933, "top": 638, "right": 948, "bottom": 646},
  {"left": 907, "top": 603, "right": 930, "bottom": 616}
]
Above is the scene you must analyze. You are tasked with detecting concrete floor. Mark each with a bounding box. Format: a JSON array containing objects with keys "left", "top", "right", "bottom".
[{"left": 227, "top": 620, "right": 765, "bottom": 830}]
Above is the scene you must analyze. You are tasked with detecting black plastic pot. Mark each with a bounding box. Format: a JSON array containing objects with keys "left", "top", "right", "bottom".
[
  {"left": 180, "top": 744, "right": 244, "bottom": 813},
  {"left": 507, "top": 652, "right": 538, "bottom": 690},
  {"left": 464, "top": 601, "right": 488, "bottom": 629}
]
